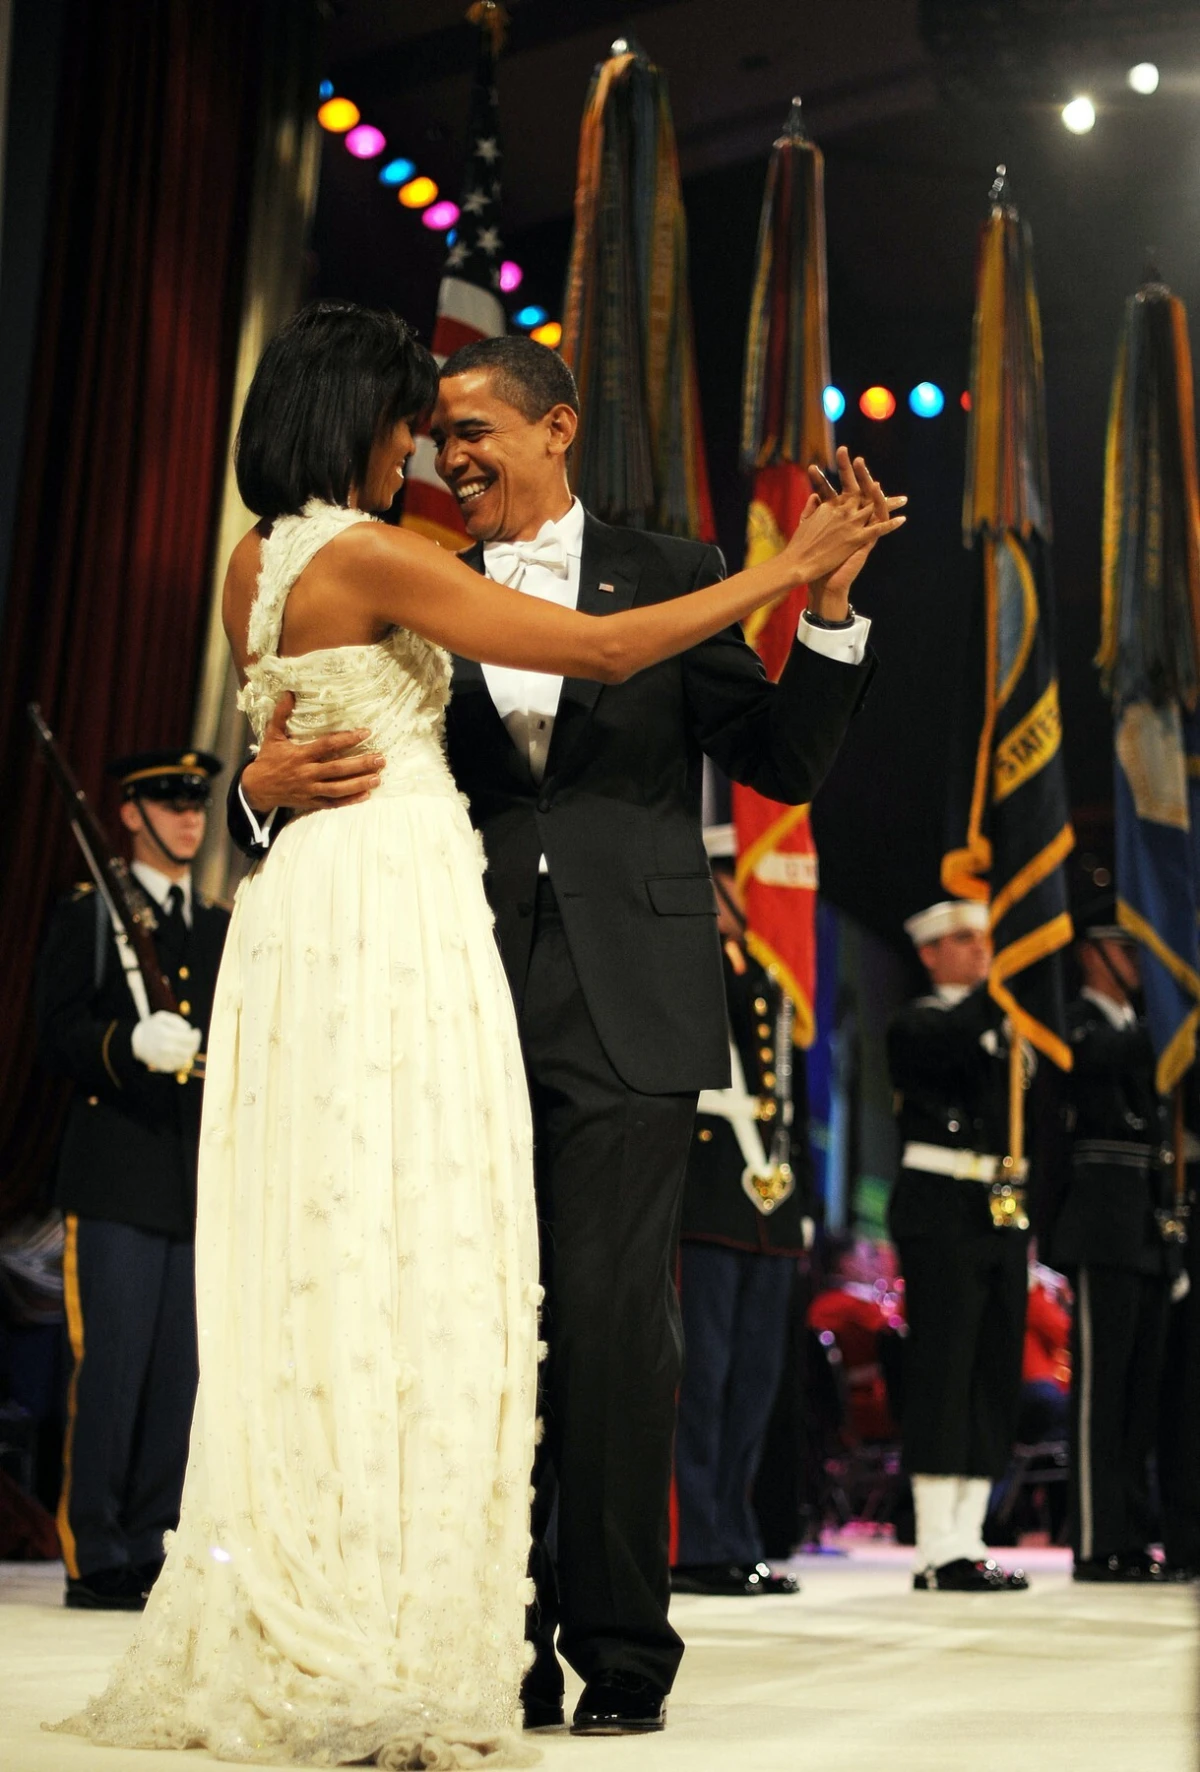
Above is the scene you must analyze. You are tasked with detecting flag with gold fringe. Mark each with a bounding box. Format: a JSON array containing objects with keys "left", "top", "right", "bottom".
[
  {"left": 942, "top": 172, "right": 1074, "bottom": 1077},
  {"left": 402, "top": 2, "right": 507, "bottom": 549},
  {"left": 731, "top": 100, "right": 834, "bottom": 1046},
  {"left": 1099, "top": 276, "right": 1200, "bottom": 1094},
  {"left": 560, "top": 38, "right": 714, "bottom": 539}
]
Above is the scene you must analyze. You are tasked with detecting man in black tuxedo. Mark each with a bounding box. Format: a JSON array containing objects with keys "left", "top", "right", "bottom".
[{"left": 228, "top": 338, "right": 886, "bottom": 1732}]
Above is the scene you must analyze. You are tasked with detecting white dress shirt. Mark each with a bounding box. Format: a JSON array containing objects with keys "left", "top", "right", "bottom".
[
  {"left": 1080, "top": 986, "right": 1136, "bottom": 1030},
  {"left": 131, "top": 860, "right": 193, "bottom": 928}
]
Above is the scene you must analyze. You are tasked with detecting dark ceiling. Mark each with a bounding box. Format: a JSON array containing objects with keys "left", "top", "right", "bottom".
[{"left": 316, "top": 0, "right": 1200, "bottom": 943}]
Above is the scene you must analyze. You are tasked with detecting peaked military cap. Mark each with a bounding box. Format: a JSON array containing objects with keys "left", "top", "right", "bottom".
[{"left": 107, "top": 748, "right": 223, "bottom": 803}]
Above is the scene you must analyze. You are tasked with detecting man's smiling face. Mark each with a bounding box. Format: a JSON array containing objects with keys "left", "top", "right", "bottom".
[{"left": 430, "top": 368, "right": 576, "bottom": 544}]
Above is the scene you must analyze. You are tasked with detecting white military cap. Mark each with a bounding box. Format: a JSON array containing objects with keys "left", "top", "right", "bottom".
[
  {"left": 903, "top": 899, "right": 990, "bottom": 947},
  {"left": 703, "top": 823, "right": 737, "bottom": 860}
]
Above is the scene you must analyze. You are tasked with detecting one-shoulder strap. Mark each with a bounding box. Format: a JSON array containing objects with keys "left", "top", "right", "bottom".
[{"left": 247, "top": 499, "right": 373, "bottom": 661}]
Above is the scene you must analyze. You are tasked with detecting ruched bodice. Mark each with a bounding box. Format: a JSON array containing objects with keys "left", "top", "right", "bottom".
[{"left": 237, "top": 501, "right": 458, "bottom": 803}]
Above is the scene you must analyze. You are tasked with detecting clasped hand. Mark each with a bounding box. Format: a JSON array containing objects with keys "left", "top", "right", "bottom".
[{"left": 784, "top": 444, "right": 907, "bottom": 621}]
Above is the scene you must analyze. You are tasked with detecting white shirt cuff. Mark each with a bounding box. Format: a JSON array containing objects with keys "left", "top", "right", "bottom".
[
  {"left": 796, "top": 611, "right": 871, "bottom": 666},
  {"left": 238, "top": 782, "right": 278, "bottom": 850}
]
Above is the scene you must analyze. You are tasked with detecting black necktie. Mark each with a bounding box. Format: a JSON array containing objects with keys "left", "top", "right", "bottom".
[{"left": 159, "top": 883, "right": 188, "bottom": 959}]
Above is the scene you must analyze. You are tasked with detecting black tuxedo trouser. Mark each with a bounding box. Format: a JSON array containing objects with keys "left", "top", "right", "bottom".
[
  {"left": 895, "top": 1227, "right": 1029, "bottom": 1480},
  {"left": 1069, "top": 1264, "right": 1170, "bottom": 1562},
  {"left": 520, "top": 878, "right": 696, "bottom": 1695}
]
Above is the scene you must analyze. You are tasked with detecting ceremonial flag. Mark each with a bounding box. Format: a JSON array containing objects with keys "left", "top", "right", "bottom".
[
  {"left": 561, "top": 39, "right": 714, "bottom": 539},
  {"left": 402, "top": 1, "right": 507, "bottom": 549},
  {"left": 731, "top": 101, "right": 834, "bottom": 1046},
  {"left": 942, "top": 173, "right": 1074, "bottom": 1076},
  {"left": 1099, "top": 278, "right": 1200, "bottom": 1093}
]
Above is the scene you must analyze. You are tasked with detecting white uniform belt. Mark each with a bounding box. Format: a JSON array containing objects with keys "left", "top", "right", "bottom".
[{"left": 902, "top": 1142, "right": 1028, "bottom": 1184}]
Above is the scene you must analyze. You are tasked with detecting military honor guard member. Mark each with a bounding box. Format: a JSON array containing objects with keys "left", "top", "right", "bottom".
[
  {"left": 36, "top": 748, "right": 228, "bottom": 1609},
  {"left": 1051, "top": 897, "right": 1181, "bottom": 1582},
  {"left": 671, "top": 825, "right": 811, "bottom": 1597},
  {"left": 887, "top": 899, "right": 1030, "bottom": 1592}
]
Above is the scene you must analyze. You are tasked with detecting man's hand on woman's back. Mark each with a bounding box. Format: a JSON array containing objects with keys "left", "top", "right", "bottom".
[{"left": 242, "top": 692, "right": 385, "bottom": 814}]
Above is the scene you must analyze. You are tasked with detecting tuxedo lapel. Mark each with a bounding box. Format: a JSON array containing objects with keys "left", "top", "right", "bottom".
[{"left": 544, "top": 514, "right": 639, "bottom": 780}]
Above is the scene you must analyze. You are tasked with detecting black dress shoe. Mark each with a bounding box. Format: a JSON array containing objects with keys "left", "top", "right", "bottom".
[
  {"left": 672, "top": 1561, "right": 778, "bottom": 1596},
  {"left": 913, "top": 1557, "right": 1029, "bottom": 1592},
  {"left": 1073, "top": 1553, "right": 1165, "bottom": 1583},
  {"left": 571, "top": 1672, "right": 667, "bottom": 1735},
  {"left": 521, "top": 1693, "right": 565, "bottom": 1730},
  {"left": 65, "top": 1565, "right": 149, "bottom": 1611},
  {"left": 744, "top": 1560, "right": 801, "bottom": 1595}
]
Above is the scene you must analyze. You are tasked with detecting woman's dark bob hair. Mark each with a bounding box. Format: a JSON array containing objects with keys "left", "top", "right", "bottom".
[{"left": 235, "top": 301, "right": 439, "bottom": 520}]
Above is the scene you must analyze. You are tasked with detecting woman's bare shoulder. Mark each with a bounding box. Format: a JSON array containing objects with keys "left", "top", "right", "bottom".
[{"left": 222, "top": 524, "right": 268, "bottom": 662}]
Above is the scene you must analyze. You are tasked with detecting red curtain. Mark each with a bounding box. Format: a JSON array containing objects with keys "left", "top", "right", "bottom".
[{"left": 0, "top": 0, "right": 262, "bottom": 1219}]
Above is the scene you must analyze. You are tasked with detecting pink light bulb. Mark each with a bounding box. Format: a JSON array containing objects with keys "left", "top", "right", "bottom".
[
  {"left": 345, "top": 124, "right": 386, "bottom": 159},
  {"left": 499, "top": 260, "right": 523, "bottom": 293},
  {"left": 422, "top": 200, "right": 460, "bottom": 231}
]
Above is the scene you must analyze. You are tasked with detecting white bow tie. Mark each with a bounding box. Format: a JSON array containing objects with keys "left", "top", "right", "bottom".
[{"left": 485, "top": 534, "right": 570, "bottom": 586}]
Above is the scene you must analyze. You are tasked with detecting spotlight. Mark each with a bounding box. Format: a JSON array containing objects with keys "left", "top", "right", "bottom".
[
  {"left": 345, "top": 124, "right": 386, "bottom": 160},
  {"left": 822, "top": 386, "right": 846, "bottom": 422},
  {"left": 398, "top": 176, "right": 438, "bottom": 209},
  {"left": 859, "top": 386, "right": 896, "bottom": 422},
  {"left": 1062, "top": 96, "right": 1096, "bottom": 135},
  {"left": 317, "top": 97, "right": 361, "bottom": 133},
  {"left": 513, "top": 305, "right": 548, "bottom": 329},
  {"left": 379, "top": 158, "right": 417, "bottom": 186},
  {"left": 909, "top": 382, "right": 945, "bottom": 419},
  {"left": 499, "top": 261, "right": 524, "bottom": 294},
  {"left": 531, "top": 321, "right": 563, "bottom": 348},
  {"left": 1128, "top": 63, "right": 1160, "bottom": 96},
  {"left": 422, "top": 201, "right": 460, "bottom": 231}
]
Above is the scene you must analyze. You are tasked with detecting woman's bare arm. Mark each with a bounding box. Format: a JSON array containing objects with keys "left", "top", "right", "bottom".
[{"left": 329, "top": 493, "right": 903, "bottom": 686}]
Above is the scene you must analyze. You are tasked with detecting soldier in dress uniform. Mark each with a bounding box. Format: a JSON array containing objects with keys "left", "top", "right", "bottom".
[
  {"left": 887, "top": 899, "right": 1030, "bottom": 1592},
  {"left": 35, "top": 748, "right": 228, "bottom": 1609},
  {"left": 671, "top": 825, "right": 811, "bottom": 1597},
  {"left": 1050, "top": 895, "right": 1182, "bottom": 1582}
]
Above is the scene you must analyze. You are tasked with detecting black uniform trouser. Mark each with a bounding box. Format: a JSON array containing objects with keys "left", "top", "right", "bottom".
[
  {"left": 1069, "top": 1263, "right": 1170, "bottom": 1562},
  {"left": 1159, "top": 1231, "right": 1200, "bottom": 1565},
  {"left": 59, "top": 1213, "right": 198, "bottom": 1579},
  {"left": 675, "top": 1241, "right": 794, "bottom": 1566},
  {"left": 895, "top": 1229, "right": 1029, "bottom": 1480},
  {"left": 521, "top": 880, "right": 696, "bottom": 1696}
]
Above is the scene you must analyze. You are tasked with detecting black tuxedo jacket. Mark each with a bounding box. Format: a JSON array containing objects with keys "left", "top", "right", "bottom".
[{"left": 228, "top": 511, "right": 873, "bottom": 1094}]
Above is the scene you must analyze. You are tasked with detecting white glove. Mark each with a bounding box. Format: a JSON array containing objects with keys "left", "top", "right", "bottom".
[
  {"left": 1172, "top": 1271, "right": 1191, "bottom": 1306},
  {"left": 802, "top": 1217, "right": 816, "bottom": 1252},
  {"left": 131, "top": 1012, "right": 202, "bottom": 1074}
]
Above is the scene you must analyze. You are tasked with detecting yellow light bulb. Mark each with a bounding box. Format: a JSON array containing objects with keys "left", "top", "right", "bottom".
[
  {"left": 530, "top": 321, "right": 563, "bottom": 348},
  {"left": 317, "top": 97, "right": 361, "bottom": 133},
  {"left": 398, "top": 176, "right": 438, "bottom": 209}
]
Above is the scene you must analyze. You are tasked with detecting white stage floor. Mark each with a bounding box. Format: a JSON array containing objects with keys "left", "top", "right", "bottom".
[{"left": 2, "top": 1545, "right": 1195, "bottom": 1771}]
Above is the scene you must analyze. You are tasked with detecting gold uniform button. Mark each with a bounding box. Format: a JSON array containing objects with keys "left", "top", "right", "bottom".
[
  {"left": 86, "top": 1096, "right": 98, "bottom": 1107},
  {"left": 178, "top": 1000, "right": 191, "bottom": 1016},
  {"left": 763, "top": 1071, "right": 777, "bottom": 1089},
  {"left": 759, "top": 1046, "right": 773, "bottom": 1063},
  {"left": 757, "top": 1021, "right": 771, "bottom": 1038},
  {"left": 178, "top": 965, "right": 190, "bottom": 980},
  {"left": 754, "top": 997, "right": 768, "bottom": 1014},
  {"left": 697, "top": 1128, "right": 713, "bottom": 1143}
]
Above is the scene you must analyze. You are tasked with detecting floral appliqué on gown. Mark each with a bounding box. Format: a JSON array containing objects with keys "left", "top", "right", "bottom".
[{"left": 51, "top": 502, "right": 542, "bottom": 1767}]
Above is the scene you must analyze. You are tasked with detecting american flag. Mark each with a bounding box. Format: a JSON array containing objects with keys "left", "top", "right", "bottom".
[{"left": 403, "top": 6, "right": 507, "bottom": 548}]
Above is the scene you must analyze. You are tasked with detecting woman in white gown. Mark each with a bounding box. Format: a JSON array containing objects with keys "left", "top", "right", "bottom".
[{"left": 52, "top": 303, "right": 901, "bottom": 1767}]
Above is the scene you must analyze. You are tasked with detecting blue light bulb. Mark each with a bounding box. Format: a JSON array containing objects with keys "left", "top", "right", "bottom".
[
  {"left": 379, "top": 157, "right": 417, "bottom": 186},
  {"left": 908, "top": 382, "right": 945, "bottom": 418},
  {"left": 318, "top": 79, "right": 334, "bottom": 100},
  {"left": 822, "top": 385, "right": 846, "bottom": 422},
  {"left": 514, "top": 305, "right": 548, "bottom": 329}
]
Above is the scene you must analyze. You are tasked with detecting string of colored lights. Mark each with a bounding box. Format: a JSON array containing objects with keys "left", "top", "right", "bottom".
[
  {"left": 316, "top": 79, "right": 563, "bottom": 348},
  {"left": 823, "top": 384, "right": 968, "bottom": 422}
]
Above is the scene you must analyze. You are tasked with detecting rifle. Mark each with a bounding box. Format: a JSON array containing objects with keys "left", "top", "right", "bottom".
[{"left": 27, "top": 707, "right": 195, "bottom": 1073}]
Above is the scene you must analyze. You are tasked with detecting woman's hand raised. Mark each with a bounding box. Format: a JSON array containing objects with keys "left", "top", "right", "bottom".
[{"left": 783, "top": 446, "right": 906, "bottom": 616}]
